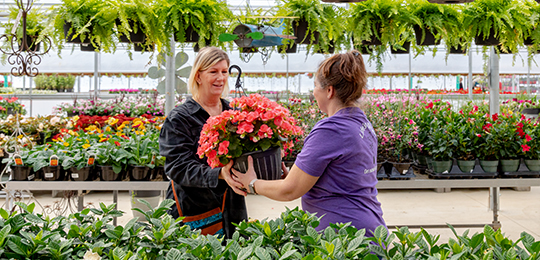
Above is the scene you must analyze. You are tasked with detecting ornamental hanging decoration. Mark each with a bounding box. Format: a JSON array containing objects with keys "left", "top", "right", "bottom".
[{"left": 0, "top": 0, "right": 52, "bottom": 77}]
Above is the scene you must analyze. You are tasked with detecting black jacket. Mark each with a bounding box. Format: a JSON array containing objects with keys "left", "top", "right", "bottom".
[{"left": 159, "top": 97, "right": 247, "bottom": 238}]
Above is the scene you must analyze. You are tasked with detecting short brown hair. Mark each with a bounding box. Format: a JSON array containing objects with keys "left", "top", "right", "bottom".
[{"left": 315, "top": 50, "right": 367, "bottom": 106}]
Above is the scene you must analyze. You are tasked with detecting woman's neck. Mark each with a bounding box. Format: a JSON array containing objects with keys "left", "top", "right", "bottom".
[{"left": 194, "top": 96, "right": 222, "bottom": 116}]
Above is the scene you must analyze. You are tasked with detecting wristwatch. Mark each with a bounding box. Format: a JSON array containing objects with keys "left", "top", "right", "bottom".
[{"left": 248, "top": 179, "right": 258, "bottom": 194}]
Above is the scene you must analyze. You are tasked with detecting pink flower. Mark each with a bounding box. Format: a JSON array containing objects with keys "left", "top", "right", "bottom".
[
  {"left": 525, "top": 134, "right": 532, "bottom": 142},
  {"left": 236, "top": 121, "right": 254, "bottom": 135},
  {"left": 218, "top": 141, "right": 229, "bottom": 155},
  {"left": 522, "top": 144, "right": 531, "bottom": 152}
]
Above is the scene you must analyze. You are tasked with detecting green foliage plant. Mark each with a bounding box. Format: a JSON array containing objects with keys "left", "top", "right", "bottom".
[{"left": 276, "top": 0, "right": 325, "bottom": 52}]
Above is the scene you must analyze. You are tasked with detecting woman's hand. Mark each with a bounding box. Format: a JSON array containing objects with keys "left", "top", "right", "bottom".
[
  {"left": 231, "top": 156, "right": 257, "bottom": 196},
  {"left": 220, "top": 161, "right": 247, "bottom": 196}
]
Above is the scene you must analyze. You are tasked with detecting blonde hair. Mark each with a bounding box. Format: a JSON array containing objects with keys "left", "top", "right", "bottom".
[{"left": 188, "top": 47, "right": 230, "bottom": 99}]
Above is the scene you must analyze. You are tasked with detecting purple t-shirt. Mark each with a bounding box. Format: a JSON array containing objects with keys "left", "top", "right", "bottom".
[{"left": 295, "top": 107, "right": 386, "bottom": 234}]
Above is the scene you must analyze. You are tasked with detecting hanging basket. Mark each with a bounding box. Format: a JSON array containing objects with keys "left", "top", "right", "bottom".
[
  {"left": 391, "top": 41, "right": 411, "bottom": 54},
  {"left": 63, "top": 22, "right": 91, "bottom": 44},
  {"left": 449, "top": 45, "right": 467, "bottom": 54},
  {"left": 293, "top": 19, "right": 319, "bottom": 45},
  {"left": 233, "top": 146, "right": 282, "bottom": 180},
  {"left": 413, "top": 25, "right": 440, "bottom": 46},
  {"left": 174, "top": 25, "right": 200, "bottom": 43},
  {"left": 80, "top": 43, "right": 100, "bottom": 52},
  {"left": 117, "top": 20, "right": 146, "bottom": 43},
  {"left": 475, "top": 29, "right": 499, "bottom": 46},
  {"left": 18, "top": 35, "right": 41, "bottom": 52}
]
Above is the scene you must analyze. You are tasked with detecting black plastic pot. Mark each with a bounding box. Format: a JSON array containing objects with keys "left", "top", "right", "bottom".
[
  {"left": 475, "top": 29, "right": 499, "bottom": 46},
  {"left": 18, "top": 35, "right": 41, "bottom": 52},
  {"left": 233, "top": 146, "right": 282, "bottom": 180},
  {"left": 316, "top": 41, "right": 335, "bottom": 54},
  {"left": 42, "top": 166, "right": 64, "bottom": 181},
  {"left": 449, "top": 45, "right": 467, "bottom": 54},
  {"left": 129, "top": 165, "right": 151, "bottom": 181},
  {"left": 99, "top": 165, "right": 123, "bottom": 181},
  {"left": 118, "top": 20, "right": 146, "bottom": 43},
  {"left": 174, "top": 25, "right": 200, "bottom": 43},
  {"left": 413, "top": 25, "right": 440, "bottom": 46},
  {"left": 524, "top": 36, "right": 534, "bottom": 46},
  {"left": 70, "top": 166, "right": 94, "bottom": 181},
  {"left": 151, "top": 166, "right": 166, "bottom": 181},
  {"left": 391, "top": 41, "right": 411, "bottom": 54},
  {"left": 293, "top": 19, "right": 319, "bottom": 45},
  {"left": 357, "top": 45, "right": 374, "bottom": 54},
  {"left": 240, "top": 47, "right": 259, "bottom": 53},
  {"left": 279, "top": 43, "right": 297, "bottom": 54},
  {"left": 63, "top": 22, "right": 91, "bottom": 44},
  {"left": 10, "top": 166, "right": 34, "bottom": 181},
  {"left": 521, "top": 108, "right": 540, "bottom": 115}
]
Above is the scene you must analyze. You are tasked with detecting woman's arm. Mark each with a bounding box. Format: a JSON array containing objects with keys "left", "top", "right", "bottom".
[{"left": 230, "top": 156, "right": 319, "bottom": 201}]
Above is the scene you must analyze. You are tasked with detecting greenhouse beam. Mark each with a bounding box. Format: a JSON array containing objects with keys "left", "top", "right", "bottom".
[{"left": 165, "top": 37, "right": 175, "bottom": 116}]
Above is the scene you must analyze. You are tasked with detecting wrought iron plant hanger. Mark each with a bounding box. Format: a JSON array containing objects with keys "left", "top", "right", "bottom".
[{"left": 0, "top": 0, "right": 51, "bottom": 77}]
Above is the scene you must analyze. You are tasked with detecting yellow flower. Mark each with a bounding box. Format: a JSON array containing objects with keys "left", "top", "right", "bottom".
[
  {"left": 105, "top": 126, "right": 111, "bottom": 132},
  {"left": 97, "top": 129, "right": 102, "bottom": 134},
  {"left": 99, "top": 134, "right": 104, "bottom": 138},
  {"left": 117, "top": 124, "right": 126, "bottom": 131},
  {"left": 63, "top": 142, "right": 69, "bottom": 147},
  {"left": 85, "top": 125, "right": 97, "bottom": 132},
  {"left": 509, "top": 110, "right": 513, "bottom": 115},
  {"left": 72, "top": 115, "right": 79, "bottom": 122},
  {"left": 99, "top": 137, "right": 108, "bottom": 142},
  {"left": 17, "top": 135, "right": 23, "bottom": 139},
  {"left": 86, "top": 139, "right": 90, "bottom": 143},
  {"left": 77, "top": 138, "right": 81, "bottom": 141},
  {"left": 82, "top": 143, "right": 91, "bottom": 149}
]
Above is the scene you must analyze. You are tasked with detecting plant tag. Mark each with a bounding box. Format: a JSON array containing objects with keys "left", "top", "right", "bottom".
[
  {"left": 87, "top": 154, "right": 96, "bottom": 166},
  {"left": 72, "top": 173, "right": 79, "bottom": 179},
  {"left": 442, "top": 170, "right": 449, "bottom": 174},
  {"left": 402, "top": 170, "right": 408, "bottom": 175},
  {"left": 14, "top": 154, "right": 23, "bottom": 166},
  {"left": 11, "top": 10, "right": 23, "bottom": 35},
  {"left": 28, "top": 174, "right": 34, "bottom": 181},
  {"left": 50, "top": 155, "right": 59, "bottom": 167},
  {"left": 470, "top": 169, "right": 474, "bottom": 173},
  {"left": 45, "top": 172, "right": 54, "bottom": 178}
]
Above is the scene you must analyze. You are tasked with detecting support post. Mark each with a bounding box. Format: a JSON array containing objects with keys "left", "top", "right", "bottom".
[
  {"left": 29, "top": 77, "right": 32, "bottom": 117},
  {"left": 165, "top": 37, "right": 175, "bottom": 116},
  {"left": 489, "top": 47, "right": 499, "bottom": 115},
  {"left": 94, "top": 52, "right": 100, "bottom": 98},
  {"left": 527, "top": 60, "right": 531, "bottom": 95},
  {"left": 389, "top": 75, "right": 392, "bottom": 90},
  {"left": 409, "top": 51, "right": 412, "bottom": 90},
  {"left": 286, "top": 55, "right": 289, "bottom": 100},
  {"left": 468, "top": 49, "right": 473, "bottom": 100}
]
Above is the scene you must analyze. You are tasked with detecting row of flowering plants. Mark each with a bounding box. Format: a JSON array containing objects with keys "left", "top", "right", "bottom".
[
  {"left": 53, "top": 94, "right": 170, "bottom": 117},
  {"left": 1, "top": 202, "right": 539, "bottom": 259},
  {"left": 2, "top": 115, "right": 166, "bottom": 181}
]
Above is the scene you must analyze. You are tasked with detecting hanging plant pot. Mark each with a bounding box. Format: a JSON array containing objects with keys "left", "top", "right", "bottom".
[
  {"left": 18, "top": 35, "right": 41, "bottom": 52},
  {"left": 233, "top": 146, "right": 282, "bottom": 180},
  {"left": 63, "top": 22, "right": 91, "bottom": 44},
  {"left": 240, "top": 47, "right": 259, "bottom": 53},
  {"left": 524, "top": 159, "right": 540, "bottom": 171},
  {"left": 432, "top": 160, "right": 452, "bottom": 173},
  {"left": 524, "top": 36, "right": 534, "bottom": 46},
  {"left": 99, "top": 165, "right": 123, "bottom": 181},
  {"left": 10, "top": 166, "right": 34, "bottom": 181},
  {"left": 70, "top": 166, "right": 94, "bottom": 181},
  {"left": 457, "top": 160, "right": 476, "bottom": 173},
  {"left": 500, "top": 159, "right": 520, "bottom": 172},
  {"left": 359, "top": 23, "right": 382, "bottom": 45},
  {"left": 475, "top": 29, "right": 499, "bottom": 45},
  {"left": 278, "top": 43, "right": 297, "bottom": 54},
  {"left": 479, "top": 160, "right": 499, "bottom": 173},
  {"left": 174, "top": 25, "right": 200, "bottom": 43},
  {"left": 495, "top": 45, "right": 515, "bottom": 54},
  {"left": 449, "top": 45, "right": 467, "bottom": 54},
  {"left": 80, "top": 43, "right": 100, "bottom": 52},
  {"left": 316, "top": 41, "right": 335, "bottom": 54},
  {"left": 117, "top": 20, "right": 146, "bottom": 43},
  {"left": 391, "top": 41, "right": 411, "bottom": 54},
  {"left": 293, "top": 19, "right": 319, "bottom": 45},
  {"left": 357, "top": 45, "right": 374, "bottom": 55},
  {"left": 129, "top": 165, "right": 151, "bottom": 181},
  {"left": 42, "top": 166, "right": 64, "bottom": 181},
  {"left": 413, "top": 25, "right": 440, "bottom": 46}
]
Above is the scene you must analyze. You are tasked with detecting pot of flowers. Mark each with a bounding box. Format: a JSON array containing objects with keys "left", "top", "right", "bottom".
[
  {"left": 126, "top": 131, "right": 159, "bottom": 181},
  {"left": 197, "top": 94, "right": 303, "bottom": 180},
  {"left": 63, "top": 151, "right": 95, "bottom": 181},
  {"left": 94, "top": 137, "right": 129, "bottom": 181},
  {"left": 518, "top": 117, "right": 540, "bottom": 172},
  {"left": 454, "top": 113, "right": 483, "bottom": 173},
  {"left": 425, "top": 119, "right": 457, "bottom": 174},
  {"left": 29, "top": 151, "right": 65, "bottom": 181},
  {"left": 477, "top": 115, "right": 503, "bottom": 173},
  {"left": 3, "top": 152, "right": 34, "bottom": 181}
]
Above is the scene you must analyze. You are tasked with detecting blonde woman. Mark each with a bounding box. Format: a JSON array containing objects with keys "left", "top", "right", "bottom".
[{"left": 159, "top": 47, "right": 246, "bottom": 238}]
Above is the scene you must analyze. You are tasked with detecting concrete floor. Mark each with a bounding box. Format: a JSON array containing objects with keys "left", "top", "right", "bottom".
[{"left": 1, "top": 187, "right": 539, "bottom": 243}]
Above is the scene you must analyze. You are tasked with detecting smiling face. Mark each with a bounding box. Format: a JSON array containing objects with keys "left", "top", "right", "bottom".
[{"left": 196, "top": 60, "right": 229, "bottom": 99}]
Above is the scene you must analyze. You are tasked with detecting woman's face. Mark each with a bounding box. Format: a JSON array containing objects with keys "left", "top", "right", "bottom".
[
  {"left": 196, "top": 60, "right": 229, "bottom": 99},
  {"left": 313, "top": 78, "right": 328, "bottom": 114}
]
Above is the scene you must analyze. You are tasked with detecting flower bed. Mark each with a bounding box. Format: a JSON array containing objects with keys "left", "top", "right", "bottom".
[
  {"left": 54, "top": 95, "right": 169, "bottom": 117},
  {"left": 0, "top": 202, "right": 538, "bottom": 259}
]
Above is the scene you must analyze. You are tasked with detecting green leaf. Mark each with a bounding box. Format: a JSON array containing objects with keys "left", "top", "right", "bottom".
[
  {"left": 255, "top": 247, "right": 271, "bottom": 260},
  {"left": 0, "top": 208, "right": 8, "bottom": 219},
  {"left": 166, "top": 248, "right": 182, "bottom": 260}
]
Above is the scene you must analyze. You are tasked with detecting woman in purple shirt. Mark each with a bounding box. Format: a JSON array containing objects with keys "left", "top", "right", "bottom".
[{"left": 230, "top": 50, "right": 386, "bottom": 234}]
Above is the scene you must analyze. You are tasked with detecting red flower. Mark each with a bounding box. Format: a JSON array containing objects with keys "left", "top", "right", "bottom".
[
  {"left": 114, "top": 141, "right": 121, "bottom": 146},
  {"left": 425, "top": 102, "right": 434, "bottom": 109},
  {"left": 522, "top": 144, "right": 531, "bottom": 152},
  {"left": 482, "top": 123, "right": 493, "bottom": 132},
  {"left": 491, "top": 113, "right": 499, "bottom": 121},
  {"left": 525, "top": 134, "right": 532, "bottom": 142},
  {"left": 218, "top": 141, "right": 229, "bottom": 155},
  {"left": 476, "top": 134, "right": 482, "bottom": 137}
]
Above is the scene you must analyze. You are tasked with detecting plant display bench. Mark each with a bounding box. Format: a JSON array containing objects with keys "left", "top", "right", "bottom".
[
  {"left": 5, "top": 178, "right": 540, "bottom": 229},
  {"left": 4, "top": 181, "right": 169, "bottom": 225}
]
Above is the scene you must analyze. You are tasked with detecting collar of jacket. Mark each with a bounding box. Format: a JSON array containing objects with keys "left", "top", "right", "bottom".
[{"left": 184, "top": 97, "right": 231, "bottom": 115}]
